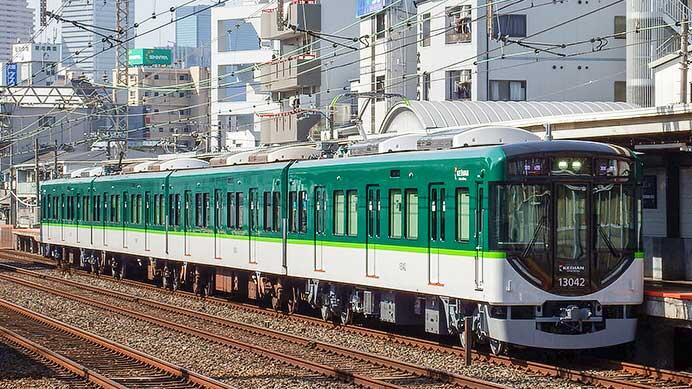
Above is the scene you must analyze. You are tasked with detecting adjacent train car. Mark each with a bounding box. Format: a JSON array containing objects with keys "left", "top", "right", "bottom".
[{"left": 40, "top": 140, "right": 643, "bottom": 353}]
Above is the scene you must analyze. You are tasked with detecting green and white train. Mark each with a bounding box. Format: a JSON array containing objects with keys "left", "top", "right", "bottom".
[{"left": 41, "top": 140, "right": 643, "bottom": 353}]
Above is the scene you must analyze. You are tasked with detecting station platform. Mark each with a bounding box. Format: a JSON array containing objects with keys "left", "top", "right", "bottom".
[{"left": 643, "top": 279, "right": 692, "bottom": 321}]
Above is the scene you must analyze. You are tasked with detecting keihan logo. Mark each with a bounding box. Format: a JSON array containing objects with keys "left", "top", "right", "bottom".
[{"left": 558, "top": 264, "right": 585, "bottom": 273}]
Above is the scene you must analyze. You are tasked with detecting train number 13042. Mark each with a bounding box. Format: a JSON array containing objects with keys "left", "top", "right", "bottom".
[{"left": 558, "top": 277, "right": 586, "bottom": 287}]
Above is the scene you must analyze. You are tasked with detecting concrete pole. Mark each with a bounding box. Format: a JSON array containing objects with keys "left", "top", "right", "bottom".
[{"left": 681, "top": 16, "right": 689, "bottom": 104}]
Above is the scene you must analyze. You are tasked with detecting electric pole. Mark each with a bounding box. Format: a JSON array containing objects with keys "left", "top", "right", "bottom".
[
  {"left": 114, "top": 0, "right": 130, "bottom": 163},
  {"left": 40, "top": 0, "right": 47, "bottom": 27},
  {"left": 681, "top": 15, "right": 689, "bottom": 104}
]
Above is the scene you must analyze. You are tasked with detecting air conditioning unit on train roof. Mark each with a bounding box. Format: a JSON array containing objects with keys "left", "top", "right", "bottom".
[
  {"left": 248, "top": 145, "right": 320, "bottom": 164},
  {"left": 349, "top": 133, "right": 424, "bottom": 157},
  {"left": 209, "top": 149, "right": 262, "bottom": 167},
  {"left": 417, "top": 125, "right": 541, "bottom": 151},
  {"left": 147, "top": 158, "right": 209, "bottom": 171}
]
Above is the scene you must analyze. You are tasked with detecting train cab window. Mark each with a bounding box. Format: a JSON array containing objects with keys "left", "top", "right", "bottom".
[
  {"left": 456, "top": 188, "right": 471, "bottom": 241},
  {"left": 333, "top": 191, "right": 345, "bottom": 235},
  {"left": 263, "top": 192, "right": 272, "bottom": 231},
  {"left": 346, "top": 190, "right": 358, "bottom": 236},
  {"left": 272, "top": 192, "right": 281, "bottom": 232},
  {"left": 405, "top": 189, "right": 418, "bottom": 240},
  {"left": 389, "top": 189, "right": 402, "bottom": 238},
  {"left": 236, "top": 192, "right": 244, "bottom": 229},
  {"left": 299, "top": 191, "right": 308, "bottom": 233}
]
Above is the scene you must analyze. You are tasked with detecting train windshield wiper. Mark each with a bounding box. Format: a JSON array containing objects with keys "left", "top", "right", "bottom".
[
  {"left": 597, "top": 225, "right": 621, "bottom": 259},
  {"left": 519, "top": 215, "right": 547, "bottom": 261}
]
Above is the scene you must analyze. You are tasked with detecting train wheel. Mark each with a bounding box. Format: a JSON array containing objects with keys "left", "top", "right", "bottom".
[
  {"left": 287, "top": 300, "right": 298, "bottom": 315},
  {"left": 459, "top": 330, "right": 474, "bottom": 350},
  {"left": 489, "top": 338, "right": 507, "bottom": 355},
  {"left": 320, "top": 306, "right": 332, "bottom": 322},
  {"left": 340, "top": 306, "right": 353, "bottom": 326},
  {"left": 271, "top": 296, "right": 281, "bottom": 311}
]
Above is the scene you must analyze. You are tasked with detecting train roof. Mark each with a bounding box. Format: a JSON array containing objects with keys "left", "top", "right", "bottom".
[{"left": 501, "top": 140, "right": 634, "bottom": 158}]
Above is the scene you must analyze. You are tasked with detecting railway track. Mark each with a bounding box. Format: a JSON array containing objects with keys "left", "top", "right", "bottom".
[
  {"left": 3, "top": 250, "right": 692, "bottom": 388},
  {"left": 0, "top": 261, "right": 502, "bottom": 389},
  {"left": 0, "top": 297, "right": 229, "bottom": 389}
]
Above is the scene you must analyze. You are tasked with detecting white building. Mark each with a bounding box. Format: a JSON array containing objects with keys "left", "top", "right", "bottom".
[
  {"left": 416, "top": 0, "right": 626, "bottom": 108},
  {"left": 0, "top": 43, "right": 61, "bottom": 86},
  {"left": 356, "top": 0, "right": 419, "bottom": 135},
  {"left": 61, "top": 0, "right": 135, "bottom": 82},
  {"left": 0, "top": 0, "right": 34, "bottom": 62},
  {"left": 210, "top": 1, "right": 276, "bottom": 150}
]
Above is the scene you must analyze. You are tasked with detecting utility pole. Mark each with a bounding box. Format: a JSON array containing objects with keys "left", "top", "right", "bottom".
[
  {"left": 114, "top": 0, "right": 130, "bottom": 161},
  {"left": 53, "top": 140, "right": 58, "bottom": 179},
  {"left": 40, "top": 0, "right": 47, "bottom": 27},
  {"left": 34, "top": 138, "right": 41, "bottom": 229},
  {"left": 681, "top": 15, "right": 689, "bottom": 104}
]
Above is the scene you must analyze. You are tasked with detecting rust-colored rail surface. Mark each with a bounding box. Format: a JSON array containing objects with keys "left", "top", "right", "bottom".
[
  {"left": 3, "top": 249, "right": 692, "bottom": 388},
  {"left": 0, "top": 298, "right": 231, "bottom": 389}
]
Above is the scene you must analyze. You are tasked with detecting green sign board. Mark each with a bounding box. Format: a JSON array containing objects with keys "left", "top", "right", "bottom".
[{"left": 128, "top": 48, "right": 172, "bottom": 66}]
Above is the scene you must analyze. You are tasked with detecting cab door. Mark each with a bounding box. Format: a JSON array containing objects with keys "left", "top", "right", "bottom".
[
  {"left": 249, "top": 188, "right": 259, "bottom": 264},
  {"left": 366, "top": 185, "right": 381, "bottom": 277},
  {"left": 474, "top": 184, "right": 484, "bottom": 290},
  {"left": 428, "top": 184, "right": 445, "bottom": 285},
  {"left": 313, "top": 187, "right": 326, "bottom": 272}
]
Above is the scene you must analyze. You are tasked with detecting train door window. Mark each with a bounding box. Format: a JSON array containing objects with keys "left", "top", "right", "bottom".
[
  {"left": 315, "top": 188, "right": 326, "bottom": 234},
  {"left": 299, "top": 191, "right": 307, "bottom": 233},
  {"left": 82, "top": 196, "right": 90, "bottom": 222},
  {"left": 175, "top": 194, "right": 181, "bottom": 226},
  {"left": 440, "top": 189, "right": 446, "bottom": 241},
  {"left": 249, "top": 190, "right": 259, "bottom": 231},
  {"left": 159, "top": 195, "right": 165, "bottom": 225},
  {"left": 405, "top": 189, "right": 418, "bottom": 240},
  {"left": 203, "top": 193, "right": 210, "bottom": 228},
  {"left": 136, "top": 195, "right": 143, "bottom": 224},
  {"left": 195, "top": 193, "right": 202, "bottom": 227},
  {"left": 103, "top": 193, "right": 109, "bottom": 222},
  {"left": 153, "top": 195, "right": 160, "bottom": 225},
  {"left": 92, "top": 196, "right": 98, "bottom": 221},
  {"left": 389, "top": 189, "right": 402, "bottom": 238},
  {"left": 263, "top": 192, "right": 272, "bottom": 231},
  {"left": 214, "top": 190, "right": 222, "bottom": 230},
  {"left": 227, "top": 192, "right": 235, "bottom": 229},
  {"left": 272, "top": 192, "right": 280, "bottom": 232},
  {"left": 236, "top": 192, "right": 244, "bottom": 229},
  {"left": 168, "top": 194, "right": 175, "bottom": 226},
  {"left": 456, "top": 188, "right": 471, "bottom": 241},
  {"left": 288, "top": 191, "right": 297, "bottom": 232},
  {"left": 60, "top": 195, "right": 65, "bottom": 220},
  {"left": 333, "top": 191, "right": 345, "bottom": 235},
  {"left": 346, "top": 190, "right": 358, "bottom": 236}
]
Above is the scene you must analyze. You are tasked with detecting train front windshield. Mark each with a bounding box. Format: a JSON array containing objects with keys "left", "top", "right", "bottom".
[{"left": 490, "top": 156, "right": 641, "bottom": 296}]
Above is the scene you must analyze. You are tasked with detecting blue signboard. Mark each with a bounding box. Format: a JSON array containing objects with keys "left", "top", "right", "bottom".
[
  {"left": 5, "top": 63, "right": 17, "bottom": 86},
  {"left": 357, "top": 0, "right": 387, "bottom": 17}
]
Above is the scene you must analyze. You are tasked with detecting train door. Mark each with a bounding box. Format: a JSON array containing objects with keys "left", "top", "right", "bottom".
[
  {"left": 474, "top": 184, "right": 484, "bottom": 290},
  {"left": 123, "top": 192, "right": 129, "bottom": 249},
  {"left": 249, "top": 188, "right": 259, "bottom": 264},
  {"left": 313, "top": 187, "right": 326, "bottom": 272},
  {"left": 76, "top": 194, "right": 81, "bottom": 243},
  {"left": 428, "top": 184, "right": 445, "bottom": 285},
  {"left": 366, "top": 185, "right": 380, "bottom": 277},
  {"left": 554, "top": 183, "right": 589, "bottom": 293},
  {"left": 214, "top": 189, "right": 222, "bottom": 259},
  {"left": 184, "top": 191, "right": 192, "bottom": 256},
  {"left": 144, "top": 191, "right": 151, "bottom": 251}
]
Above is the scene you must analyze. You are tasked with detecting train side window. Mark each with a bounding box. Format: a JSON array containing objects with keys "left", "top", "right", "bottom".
[
  {"left": 389, "top": 189, "right": 402, "bottom": 239},
  {"left": 405, "top": 189, "right": 418, "bottom": 240},
  {"left": 456, "top": 188, "right": 470, "bottom": 242},
  {"left": 235, "top": 192, "right": 244, "bottom": 229},
  {"left": 272, "top": 192, "right": 281, "bottom": 232},
  {"left": 299, "top": 191, "right": 307, "bottom": 233},
  {"left": 288, "top": 191, "right": 297, "bottom": 232},
  {"left": 263, "top": 192, "right": 272, "bottom": 231},
  {"left": 227, "top": 192, "right": 235, "bottom": 229},
  {"left": 333, "top": 191, "right": 345, "bottom": 235},
  {"left": 346, "top": 190, "right": 358, "bottom": 236}
]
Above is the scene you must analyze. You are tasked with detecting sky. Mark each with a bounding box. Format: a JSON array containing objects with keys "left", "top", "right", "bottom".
[{"left": 27, "top": 0, "right": 214, "bottom": 48}]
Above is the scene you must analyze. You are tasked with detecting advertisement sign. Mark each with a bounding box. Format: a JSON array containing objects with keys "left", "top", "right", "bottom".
[
  {"left": 128, "top": 48, "right": 173, "bottom": 66},
  {"left": 5, "top": 63, "right": 17, "bottom": 86},
  {"left": 357, "top": 0, "right": 387, "bottom": 17}
]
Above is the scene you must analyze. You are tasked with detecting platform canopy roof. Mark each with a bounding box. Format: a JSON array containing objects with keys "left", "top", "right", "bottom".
[{"left": 380, "top": 101, "right": 639, "bottom": 134}]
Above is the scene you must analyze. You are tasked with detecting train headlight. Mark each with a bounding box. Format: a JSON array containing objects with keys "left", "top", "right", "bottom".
[
  {"left": 558, "top": 160, "right": 568, "bottom": 170},
  {"left": 571, "top": 160, "right": 583, "bottom": 172}
]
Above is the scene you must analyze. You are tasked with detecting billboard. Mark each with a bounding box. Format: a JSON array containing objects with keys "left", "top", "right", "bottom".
[
  {"left": 128, "top": 48, "right": 173, "bottom": 66},
  {"left": 357, "top": 0, "right": 387, "bottom": 17},
  {"left": 5, "top": 63, "right": 17, "bottom": 86}
]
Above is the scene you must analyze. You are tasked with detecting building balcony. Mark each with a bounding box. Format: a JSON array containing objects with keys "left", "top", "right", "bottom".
[
  {"left": 260, "top": 2, "right": 321, "bottom": 40},
  {"left": 17, "top": 182, "right": 36, "bottom": 196},
  {"left": 258, "top": 55, "right": 321, "bottom": 93},
  {"left": 260, "top": 110, "right": 321, "bottom": 145}
]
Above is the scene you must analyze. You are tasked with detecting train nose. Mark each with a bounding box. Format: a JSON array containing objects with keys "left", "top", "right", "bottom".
[{"left": 559, "top": 305, "right": 593, "bottom": 322}]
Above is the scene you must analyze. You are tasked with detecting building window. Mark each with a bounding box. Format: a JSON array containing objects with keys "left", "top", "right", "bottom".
[
  {"left": 446, "top": 6, "right": 472, "bottom": 44},
  {"left": 489, "top": 80, "right": 526, "bottom": 101},
  {"left": 421, "top": 13, "right": 431, "bottom": 47},
  {"left": 375, "top": 75, "right": 385, "bottom": 101},
  {"left": 446, "top": 70, "right": 472, "bottom": 100},
  {"left": 376, "top": 12, "right": 386, "bottom": 39},
  {"left": 422, "top": 72, "right": 431, "bottom": 101},
  {"left": 492, "top": 15, "right": 527, "bottom": 38},
  {"left": 614, "top": 16, "right": 626, "bottom": 39},
  {"left": 154, "top": 74, "right": 159, "bottom": 80},
  {"left": 614, "top": 81, "right": 626, "bottom": 102}
]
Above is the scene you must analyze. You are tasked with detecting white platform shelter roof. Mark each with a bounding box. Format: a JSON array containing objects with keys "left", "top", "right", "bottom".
[{"left": 380, "top": 101, "right": 638, "bottom": 134}]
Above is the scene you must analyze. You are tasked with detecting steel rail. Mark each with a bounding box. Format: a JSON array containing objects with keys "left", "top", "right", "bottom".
[
  {"left": 0, "top": 269, "right": 500, "bottom": 389},
  {"left": 3, "top": 250, "right": 691, "bottom": 388},
  {"left": 0, "top": 298, "right": 231, "bottom": 389}
]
